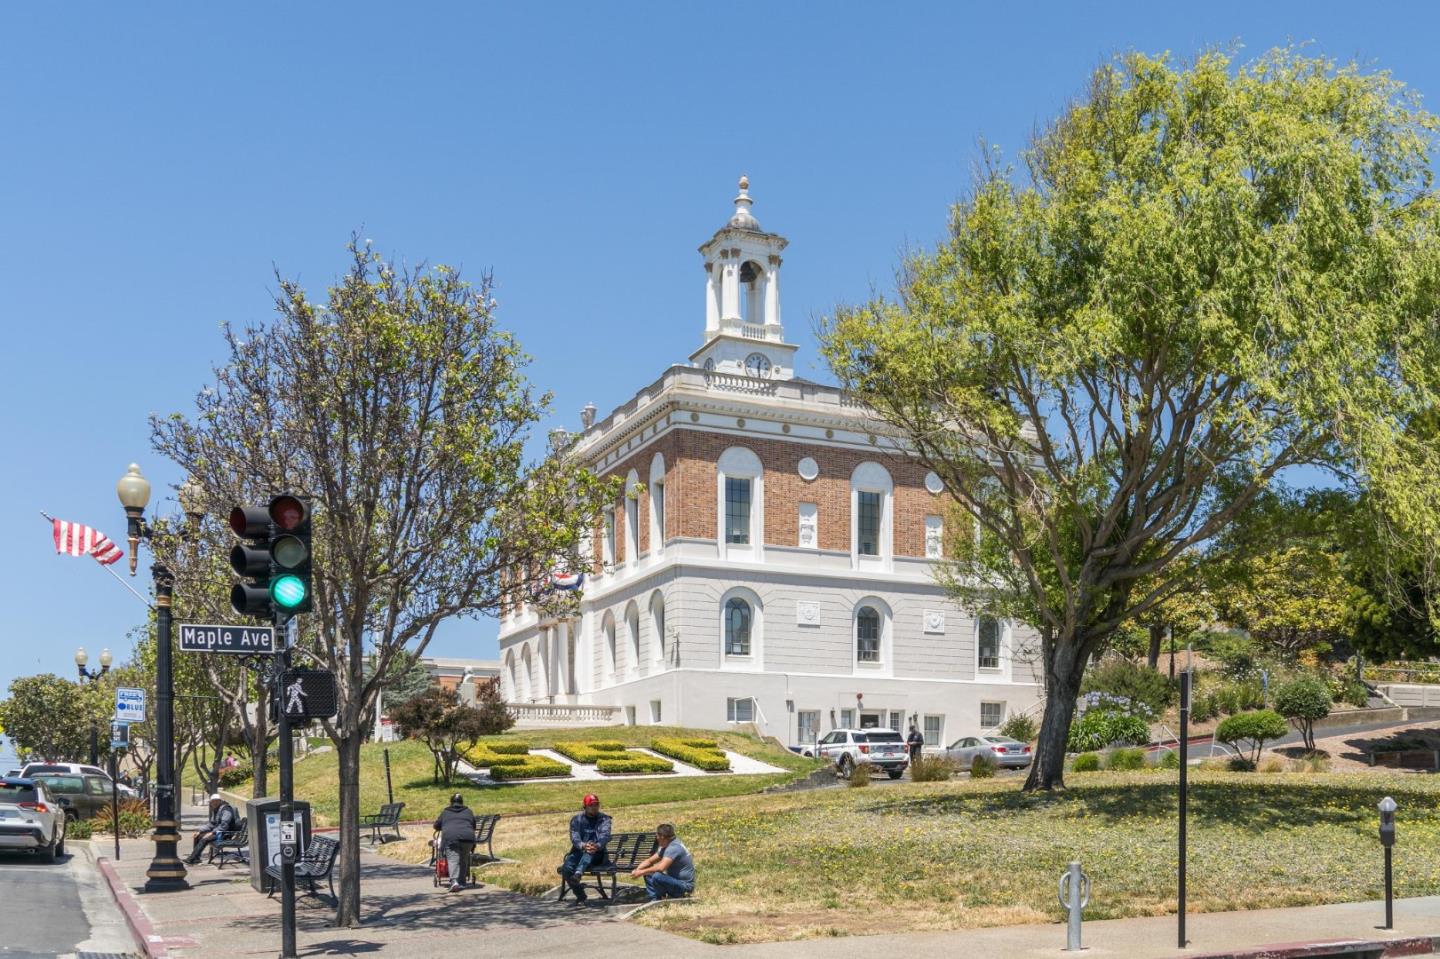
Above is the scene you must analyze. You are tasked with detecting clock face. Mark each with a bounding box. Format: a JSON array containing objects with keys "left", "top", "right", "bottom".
[{"left": 744, "top": 352, "right": 772, "bottom": 378}]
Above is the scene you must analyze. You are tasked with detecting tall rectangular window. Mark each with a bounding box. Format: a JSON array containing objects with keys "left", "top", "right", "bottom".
[
  {"left": 978, "top": 615, "right": 1002, "bottom": 670},
  {"left": 857, "top": 490, "right": 881, "bottom": 555},
  {"left": 602, "top": 509, "right": 616, "bottom": 566},
  {"left": 626, "top": 497, "right": 639, "bottom": 563},
  {"left": 840, "top": 708, "right": 856, "bottom": 728},
  {"left": 888, "top": 710, "right": 904, "bottom": 733},
  {"left": 923, "top": 714, "right": 943, "bottom": 746},
  {"left": 653, "top": 481, "right": 665, "bottom": 548},
  {"left": 725, "top": 477, "right": 752, "bottom": 544},
  {"left": 797, "top": 710, "right": 820, "bottom": 744}
]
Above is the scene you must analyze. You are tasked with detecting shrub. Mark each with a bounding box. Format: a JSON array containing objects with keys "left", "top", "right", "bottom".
[
  {"left": 1215, "top": 709, "right": 1289, "bottom": 765},
  {"left": 968, "top": 753, "right": 997, "bottom": 778},
  {"left": 1228, "top": 757, "right": 1256, "bottom": 772},
  {"left": 594, "top": 756, "right": 674, "bottom": 774},
  {"left": 67, "top": 818, "right": 93, "bottom": 839},
  {"left": 1190, "top": 692, "right": 1218, "bottom": 723},
  {"left": 1209, "top": 633, "right": 1261, "bottom": 675},
  {"left": 1157, "top": 750, "right": 1181, "bottom": 770},
  {"left": 1257, "top": 756, "right": 1286, "bottom": 773},
  {"left": 846, "top": 762, "right": 875, "bottom": 786},
  {"left": 909, "top": 755, "right": 957, "bottom": 782},
  {"left": 1213, "top": 678, "right": 1266, "bottom": 716},
  {"left": 1080, "top": 657, "right": 1175, "bottom": 717},
  {"left": 1067, "top": 710, "right": 1151, "bottom": 752},
  {"left": 488, "top": 756, "right": 571, "bottom": 781},
  {"left": 1072, "top": 752, "right": 1101, "bottom": 773},
  {"left": 651, "top": 738, "right": 730, "bottom": 771},
  {"left": 474, "top": 739, "right": 530, "bottom": 755},
  {"left": 1329, "top": 677, "right": 1370, "bottom": 708},
  {"left": 90, "top": 798, "right": 152, "bottom": 837},
  {"left": 218, "top": 766, "right": 253, "bottom": 789},
  {"left": 998, "top": 714, "right": 1037, "bottom": 743},
  {"left": 1107, "top": 747, "right": 1147, "bottom": 771},
  {"left": 1273, "top": 675, "right": 1333, "bottom": 752},
  {"left": 554, "top": 741, "right": 630, "bottom": 764}
]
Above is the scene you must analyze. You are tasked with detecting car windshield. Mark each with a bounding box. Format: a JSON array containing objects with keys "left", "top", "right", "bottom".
[
  {"left": 862, "top": 731, "right": 904, "bottom": 743},
  {"left": 33, "top": 775, "right": 83, "bottom": 794},
  {"left": 0, "top": 782, "right": 39, "bottom": 803}
]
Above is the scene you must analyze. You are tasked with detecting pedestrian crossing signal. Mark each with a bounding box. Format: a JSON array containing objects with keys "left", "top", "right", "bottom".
[{"left": 270, "top": 669, "right": 338, "bottom": 722}]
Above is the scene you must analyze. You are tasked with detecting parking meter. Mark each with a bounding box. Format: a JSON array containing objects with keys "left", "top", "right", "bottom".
[
  {"left": 1379, "top": 796, "right": 1397, "bottom": 848},
  {"left": 279, "top": 820, "right": 299, "bottom": 864}
]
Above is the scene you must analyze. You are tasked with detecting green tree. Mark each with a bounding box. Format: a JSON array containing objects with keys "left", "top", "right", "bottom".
[
  {"left": 821, "top": 49, "right": 1440, "bottom": 791},
  {"left": 390, "top": 681, "right": 511, "bottom": 785},
  {"left": 0, "top": 674, "right": 109, "bottom": 763},
  {"left": 1273, "top": 675, "right": 1332, "bottom": 753},
  {"left": 1215, "top": 709, "right": 1289, "bottom": 766},
  {"left": 152, "top": 240, "right": 616, "bottom": 926}
]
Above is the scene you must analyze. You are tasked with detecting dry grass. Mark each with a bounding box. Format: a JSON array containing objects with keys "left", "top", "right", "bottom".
[{"left": 377, "top": 768, "right": 1440, "bottom": 944}]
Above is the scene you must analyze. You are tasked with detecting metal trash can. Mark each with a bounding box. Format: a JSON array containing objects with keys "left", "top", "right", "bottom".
[{"left": 245, "top": 797, "right": 312, "bottom": 893}]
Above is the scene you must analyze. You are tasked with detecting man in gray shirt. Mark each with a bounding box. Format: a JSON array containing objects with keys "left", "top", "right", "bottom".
[{"left": 630, "top": 822, "right": 694, "bottom": 900}]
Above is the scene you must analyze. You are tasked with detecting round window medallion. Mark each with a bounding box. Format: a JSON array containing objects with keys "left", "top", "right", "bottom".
[
  {"left": 798, "top": 457, "right": 819, "bottom": 481},
  {"left": 781, "top": 423, "right": 791, "bottom": 434},
  {"left": 690, "top": 412, "right": 699, "bottom": 423},
  {"left": 736, "top": 418, "right": 746, "bottom": 428},
  {"left": 825, "top": 428, "right": 834, "bottom": 439},
  {"left": 925, "top": 471, "right": 943, "bottom": 495},
  {"left": 868, "top": 434, "right": 877, "bottom": 445}
]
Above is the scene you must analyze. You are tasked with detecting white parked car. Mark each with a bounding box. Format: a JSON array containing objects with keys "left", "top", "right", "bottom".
[
  {"left": 814, "top": 728, "right": 910, "bottom": 779},
  {"left": 20, "top": 762, "right": 138, "bottom": 799},
  {"left": 0, "top": 777, "right": 67, "bottom": 861}
]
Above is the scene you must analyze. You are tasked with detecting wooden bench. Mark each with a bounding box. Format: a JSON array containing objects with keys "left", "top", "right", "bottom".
[
  {"left": 359, "top": 802, "right": 406, "bottom": 844},
  {"left": 208, "top": 817, "right": 249, "bottom": 867},
  {"left": 266, "top": 835, "right": 339, "bottom": 902},
  {"left": 557, "top": 831, "right": 656, "bottom": 902}
]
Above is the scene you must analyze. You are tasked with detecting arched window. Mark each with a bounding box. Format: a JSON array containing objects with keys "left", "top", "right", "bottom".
[
  {"left": 626, "top": 602, "right": 641, "bottom": 671},
  {"left": 850, "top": 461, "right": 893, "bottom": 568},
  {"left": 650, "top": 591, "right": 667, "bottom": 666},
  {"left": 519, "top": 645, "right": 533, "bottom": 701},
  {"left": 717, "top": 447, "right": 763, "bottom": 559},
  {"left": 603, "top": 612, "right": 617, "bottom": 678},
  {"left": 725, "top": 598, "right": 752, "bottom": 656},
  {"left": 649, "top": 454, "right": 667, "bottom": 556},
  {"left": 739, "top": 260, "right": 764, "bottom": 325},
  {"left": 503, "top": 650, "right": 517, "bottom": 701},
  {"left": 856, "top": 607, "right": 881, "bottom": 663},
  {"left": 978, "top": 615, "right": 1002, "bottom": 670}
]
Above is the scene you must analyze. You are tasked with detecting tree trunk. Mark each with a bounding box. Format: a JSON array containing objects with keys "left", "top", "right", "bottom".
[
  {"left": 334, "top": 732, "right": 364, "bottom": 927},
  {"left": 1023, "top": 638, "right": 1088, "bottom": 792},
  {"left": 251, "top": 685, "right": 269, "bottom": 799},
  {"left": 1147, "top": 624, "right": 1164, "bottom": 670}
]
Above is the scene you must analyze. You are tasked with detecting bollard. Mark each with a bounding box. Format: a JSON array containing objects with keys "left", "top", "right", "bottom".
[{"left": 1057, "top": 861, "right": 1091, "bottom": 951}]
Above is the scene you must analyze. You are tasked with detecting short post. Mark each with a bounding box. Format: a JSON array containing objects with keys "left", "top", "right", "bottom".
[
  {"left": 1057, "top": 860, "right": 1090, "bottom": 951},
  {"left": 1379, "top": 796, "right": 1396, "bottom": 929},
  {"left": 384, "top": 747, "right": 394, "bottom": 806}
]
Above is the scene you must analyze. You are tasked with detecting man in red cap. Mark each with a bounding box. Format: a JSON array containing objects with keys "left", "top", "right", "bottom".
[{"left": 558, "top": 793, "right": 612, "bottom": 902}]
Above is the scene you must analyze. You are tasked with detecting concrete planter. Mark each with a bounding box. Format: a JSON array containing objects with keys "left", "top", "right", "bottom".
[{"left": 1368, "top": 748, "right": 1438, "bottom": 770}]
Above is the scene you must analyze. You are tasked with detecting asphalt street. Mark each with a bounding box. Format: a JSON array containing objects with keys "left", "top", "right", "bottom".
[{"left": 0, "top": 844, "right": 138, "bottom": 958}]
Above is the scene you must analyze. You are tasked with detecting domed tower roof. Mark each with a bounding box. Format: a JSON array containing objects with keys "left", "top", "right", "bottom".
[{"left": 727, "top": 175, "right": 760, "bottom": 231}]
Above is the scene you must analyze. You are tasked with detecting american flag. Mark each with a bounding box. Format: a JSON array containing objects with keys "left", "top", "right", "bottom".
[{"left": 52, "top": 518, "right": 124, "bottom": 566}]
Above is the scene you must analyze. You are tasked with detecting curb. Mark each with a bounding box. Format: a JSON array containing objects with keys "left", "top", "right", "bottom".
[
  {"left": 1184, "top": 935, "right": 1440, "bottom": 958},
  {"left": 94, "top": 856, "right": 168, "bottom": 959}
]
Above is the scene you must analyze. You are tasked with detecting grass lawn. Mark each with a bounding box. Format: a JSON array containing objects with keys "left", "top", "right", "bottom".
[
  {"left": 379, "top": 768, "right": 1440, "bottom": 944},
  {"left": 286, "top": 725, "right": 818, "bottom": 824}
]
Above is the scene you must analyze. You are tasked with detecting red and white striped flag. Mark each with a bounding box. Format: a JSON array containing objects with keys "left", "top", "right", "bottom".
[{"left": 52, "top": 518, "right": 124, "bottom": 566}]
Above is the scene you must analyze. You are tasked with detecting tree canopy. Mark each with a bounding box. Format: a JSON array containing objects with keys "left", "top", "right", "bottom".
[{"left": 822, "top": 48, "right": 1440, "bottom": 790}]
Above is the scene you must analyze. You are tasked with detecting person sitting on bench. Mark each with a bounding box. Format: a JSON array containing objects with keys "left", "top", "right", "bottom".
[
  {"left": 630, "top": 822, "right": 694, "bottom": 901},
  {"left": 186, "top": 794, "right": 238, "bottom": 865},
  {"left": 558, "top": 793, "right": 611, "bottom": 901},
  {"left": 433, "top": 792, "right": 477, "bottom": 893}
]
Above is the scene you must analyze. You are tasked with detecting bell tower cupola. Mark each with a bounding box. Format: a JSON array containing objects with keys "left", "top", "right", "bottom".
[{"left": 691, "top": 176, "right": 798, "bottom": 381}]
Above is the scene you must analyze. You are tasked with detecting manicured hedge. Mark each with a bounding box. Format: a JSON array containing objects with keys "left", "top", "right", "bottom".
[
  {"left": 651, "top": 737, "right": 730, "bottom": 771},
  {"left": 595, "top": 756, "right": 675, "bottom": 774},
  {"left": 475, "top": 739, "right": 530, "bottom": 755},
  {"left": 488, "top": 756, "right": 572, "bottom": 781},
  {"left": 554, "top": 741, "right": 630, "bottom": 764}
]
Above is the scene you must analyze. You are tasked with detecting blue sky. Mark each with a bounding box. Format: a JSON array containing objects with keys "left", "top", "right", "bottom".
[{"left": 1, "top": 2, "right": 1434, "bottom": 711}]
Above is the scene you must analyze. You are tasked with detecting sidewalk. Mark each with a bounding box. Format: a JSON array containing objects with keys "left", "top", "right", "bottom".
[{"left": 96, "top": 806, "right": 1440, "bottom": 958}]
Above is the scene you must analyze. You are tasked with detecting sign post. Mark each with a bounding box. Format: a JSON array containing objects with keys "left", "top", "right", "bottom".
[{"left": 109, "top": 720, "right": 128, "bottom": 861}]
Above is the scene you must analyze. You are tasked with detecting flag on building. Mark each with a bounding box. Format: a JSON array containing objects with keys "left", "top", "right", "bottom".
[
  {"left": 551, "top": 571, "right": 584, "bottom": 591},
  {"left": 51, "top": 518, "right": 124, "bottom": 566}
]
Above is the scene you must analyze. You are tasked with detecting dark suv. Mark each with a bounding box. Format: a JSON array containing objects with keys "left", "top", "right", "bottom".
[{"left": 30, "top": 774, "right": 112, "bottom": 821}]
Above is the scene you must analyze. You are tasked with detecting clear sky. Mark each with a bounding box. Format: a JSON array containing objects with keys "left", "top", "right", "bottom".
[{"left": 1, "top": 2, "right": 1435, "bottom": 708}]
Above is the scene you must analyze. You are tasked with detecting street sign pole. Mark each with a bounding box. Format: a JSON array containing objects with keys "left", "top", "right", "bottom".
[
  {"left": 1178, "top": 668, "right": 1191, "bottom": 949},
  {"left": 277, "top": 610, "right": 297, "bottom": 959}
]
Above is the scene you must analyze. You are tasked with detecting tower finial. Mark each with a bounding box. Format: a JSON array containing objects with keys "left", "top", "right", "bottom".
[
  {"left": 729, "top": 175, "right": 758, "bottom": 230},
  {"left": 738, "top": 174, "right": 749, "bottom": 193}
]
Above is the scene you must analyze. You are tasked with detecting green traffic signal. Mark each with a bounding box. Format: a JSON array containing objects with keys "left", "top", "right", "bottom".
[{"left": 271, "top": 574, "right": 308, "bottom": 609}]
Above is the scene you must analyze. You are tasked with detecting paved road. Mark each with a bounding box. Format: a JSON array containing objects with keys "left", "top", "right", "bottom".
[{"left": 0, "top": 845, "right": 138, "bottom": 958}]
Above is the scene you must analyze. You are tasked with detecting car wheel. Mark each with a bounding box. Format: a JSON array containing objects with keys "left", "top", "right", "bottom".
[
  {"left": 887, "top": 770, "right": 903, "bottom": 780},
  {"left": 38, "top": 831, "right": 57, "bottom": 864},
  {"left": 837, "top": 756, "right": 853, "bottom": 779},
  {"left": 55, "top": 827, "right": 66, "bottom": 858}
]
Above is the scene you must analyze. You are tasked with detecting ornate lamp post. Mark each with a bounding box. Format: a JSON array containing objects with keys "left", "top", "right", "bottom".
[
  {"left": 74, "top": 646, "right": 112, "bottom": 765},
  {"left": 116, "top": 463, "right": 188, "bottom": 892}
]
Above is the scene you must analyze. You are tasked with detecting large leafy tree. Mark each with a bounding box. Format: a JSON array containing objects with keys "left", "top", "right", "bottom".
[
  {"left": 152, "top": 240, "right": 615, "bottom": 926},
  {"left": 390, "top": 681, "right": 511, "bottom": 785},
  {"left": 823, "top": 49, "right": 1440, "bottom": 791},
  {"left": 0, "top": 674, "right": 110, "bottom": 763}
]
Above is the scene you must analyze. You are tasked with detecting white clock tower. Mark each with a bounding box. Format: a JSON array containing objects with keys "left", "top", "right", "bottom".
[{"left": 691, "top": 176, "right": 798, "bottom": 381}]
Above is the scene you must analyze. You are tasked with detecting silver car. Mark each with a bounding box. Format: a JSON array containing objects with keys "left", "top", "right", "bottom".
[
  {"left": 945, "top": 735, "right": 1033, "bottom": 771},
  {"left": 0, "top": 777, "right": 67, "bottom": 861}
]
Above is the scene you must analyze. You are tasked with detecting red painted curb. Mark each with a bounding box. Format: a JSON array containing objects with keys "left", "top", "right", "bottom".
[{"left": 95, "top": 856, "right": 169, "bottom": 959}]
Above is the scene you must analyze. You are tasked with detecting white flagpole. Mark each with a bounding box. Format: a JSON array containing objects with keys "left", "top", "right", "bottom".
[{"left": 40, "top": 510, "right": 154, "bottom": 609}]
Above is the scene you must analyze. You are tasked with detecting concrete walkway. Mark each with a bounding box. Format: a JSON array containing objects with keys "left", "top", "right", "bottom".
[{"left": 96, "top": 806, "right": 1440, "bottom": 958}]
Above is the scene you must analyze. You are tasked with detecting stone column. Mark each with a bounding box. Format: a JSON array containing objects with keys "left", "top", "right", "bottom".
[{"left": 704, "top": 263, "right": 720, "bottom": 335}]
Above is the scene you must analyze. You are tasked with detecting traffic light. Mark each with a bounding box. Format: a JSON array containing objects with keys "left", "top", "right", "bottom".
[
  {"left": 268, "top": 494, "right": 311, "bottom": 615},
  {"left": 229, "top": 503, "right": 273, "bottom": 619}
]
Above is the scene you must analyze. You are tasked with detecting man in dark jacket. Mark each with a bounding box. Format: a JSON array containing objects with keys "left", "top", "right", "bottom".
[
  {"left": 558, "top": 793, "right": 611, "bottom": 902},
  {"left": 907, "top": 723, "right": 926, "bottom": 769},
  {"left": 433, "top": 792, "right": 477, "bottom": 892},
  {"left": 186, "top": 794, "right": 238, "bottom": 864}
]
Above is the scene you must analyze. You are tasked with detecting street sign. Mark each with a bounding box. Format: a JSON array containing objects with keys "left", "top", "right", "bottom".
[
  {"left": 110, "top": 720, "right": 129, "bottom": 752},
  {"left": 178, "top": 623, "right": 277, "bottom": 655},
  {"left": 115, "top": 687, "right": 146, "bottom": 723}
]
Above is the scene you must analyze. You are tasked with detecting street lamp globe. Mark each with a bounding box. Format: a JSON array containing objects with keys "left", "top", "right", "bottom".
[
  {"left": 99, "top": 648, "right": 113, "bottom": 670},
  {"left": 74, "top": 647, "right": 88, "bottom": 668},
  {"left": 116, "top": 463, "right": 152, "bottom": 511}
]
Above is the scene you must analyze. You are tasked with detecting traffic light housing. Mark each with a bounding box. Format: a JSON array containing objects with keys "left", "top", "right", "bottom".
[
  {"left": 268, "top": 494, "right": 311, "bottom": 615},
  {"left": 229, "top": 504, "right": 273, "bottom": 619}
]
